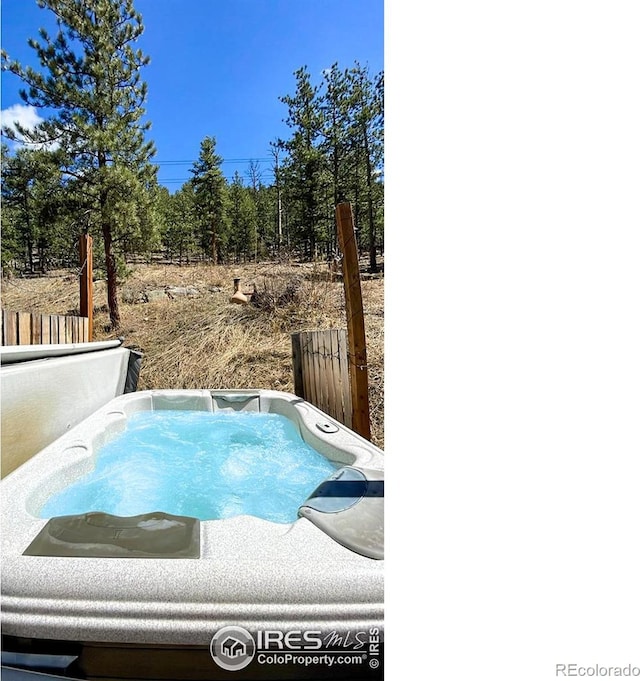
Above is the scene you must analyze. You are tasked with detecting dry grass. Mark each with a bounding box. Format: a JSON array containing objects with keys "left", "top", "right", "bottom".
[{"left": 1, "top": 262, "right": 384, "bottom": 448}]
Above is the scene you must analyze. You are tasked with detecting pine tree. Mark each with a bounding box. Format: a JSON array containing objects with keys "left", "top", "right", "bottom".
[
  {"left": 268, "top": 142, "right": 284, "bottom": 253},
  {"left": 347, "top": 63, "right": 384, "bottom": 273},
  {"left": 279, "top": 66, "right": 325, "bottom": 260},
  {"left": 321, "top": 63, "right": 353, "bottom": 254},
  {"left": 228, "top": 171, "right": 258, "bottom": 263},
  {"left": 0, "top": 144, "right": 68, "bottom": 273},
  {"left": 2, "top": 0, "right": 156, "bottom": 328},
  {"left": 190, "top": 136, "right": 228, "bottom": 264},
  {"left": 245, "top": 159, "right": 264, "bottom": 260}
]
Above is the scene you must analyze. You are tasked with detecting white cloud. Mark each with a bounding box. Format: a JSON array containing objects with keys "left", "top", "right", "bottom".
[
  {"left": 1, "top": 103, "right": 43, "bottom": 136},
  {"left": 0, "top": 104, "right": 57, "bottom": 150}
]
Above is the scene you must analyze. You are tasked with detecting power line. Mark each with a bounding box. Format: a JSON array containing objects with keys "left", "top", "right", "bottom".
[
  {"left": 160, "top": 173, "right": 276, "bottom": 180},
  {"left": 155, "top": 157, "right": 272, "bottom": 166}
]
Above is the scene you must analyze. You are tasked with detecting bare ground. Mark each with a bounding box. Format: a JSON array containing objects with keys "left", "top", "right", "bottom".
[{"left": 1, "top": 261, "right": 384, "bottom": 448}]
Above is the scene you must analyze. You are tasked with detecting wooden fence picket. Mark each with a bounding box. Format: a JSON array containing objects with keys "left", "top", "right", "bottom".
[{"left": 0, "top": 310, "right": 89, "bottom": 346}]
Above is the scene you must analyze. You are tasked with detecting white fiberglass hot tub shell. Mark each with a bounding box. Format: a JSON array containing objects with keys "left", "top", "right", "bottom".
[{"left": 1, "top": 389, "right": 384, "bottom": 661}]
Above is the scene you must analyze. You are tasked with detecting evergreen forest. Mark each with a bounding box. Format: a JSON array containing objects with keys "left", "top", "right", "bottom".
[{"left": 1, "top": 0, "right": 384, "bottom": 329}]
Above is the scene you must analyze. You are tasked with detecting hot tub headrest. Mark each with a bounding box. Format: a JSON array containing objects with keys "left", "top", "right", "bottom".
[{"left": 298, "top": 466, "right": 384, "bottom": 560}]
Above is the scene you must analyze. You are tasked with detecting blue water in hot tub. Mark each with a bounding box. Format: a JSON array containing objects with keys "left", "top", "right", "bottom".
[{"left": 39, "top": 410, "right": 338, "bottom": 523}]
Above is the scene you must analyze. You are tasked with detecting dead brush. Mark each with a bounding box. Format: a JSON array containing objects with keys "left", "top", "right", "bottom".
[
  {"left": 248, "top": 273, "right": 342, "bottom": 331},
  {"left": 1, "top": 262, "right": 384, "bottom": 448}
]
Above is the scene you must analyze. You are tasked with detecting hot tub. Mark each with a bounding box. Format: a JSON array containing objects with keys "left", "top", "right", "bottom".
[{"left": 1, "top": 389, "right": 384, "bottom": 679}]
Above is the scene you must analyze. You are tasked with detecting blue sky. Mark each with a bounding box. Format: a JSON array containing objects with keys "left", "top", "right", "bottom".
[{"left": 1, "top": 0, "right": 383, "bottom": 192}]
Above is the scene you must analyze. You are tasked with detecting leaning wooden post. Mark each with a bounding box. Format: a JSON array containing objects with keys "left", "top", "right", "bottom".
[
  {"left": 79, "top": 233, "right": 93, "bottom": 341},
  {"left": 335, "top": 202, "right": 371, "bottom": 440}
]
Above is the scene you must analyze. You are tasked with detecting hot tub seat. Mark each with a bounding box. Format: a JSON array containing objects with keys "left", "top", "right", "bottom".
[{"left": 23, "top": 511, "right": 200, "bottom": 559}]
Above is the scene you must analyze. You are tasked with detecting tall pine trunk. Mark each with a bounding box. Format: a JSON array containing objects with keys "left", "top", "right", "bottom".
[
  {"left": 102, "top": 223, "right": 120, "bottom": 330},
  {"left": 100, "top": 180, "right": 120, "bottom": 329},
  {"left": 211, "top": 220, "right": 218, "bottom": 265},
  {"left": 363, "top": 127, "right": 378, "bottom": 274}
]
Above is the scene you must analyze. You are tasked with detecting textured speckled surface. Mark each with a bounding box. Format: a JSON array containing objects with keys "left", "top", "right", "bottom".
[{"left": 1, "top": 389, "right": 384, "bottom": 646}]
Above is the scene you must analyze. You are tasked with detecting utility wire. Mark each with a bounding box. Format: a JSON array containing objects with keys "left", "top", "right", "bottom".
[{"left": 155, "top": 157, "right": 272, "bottom": 165}]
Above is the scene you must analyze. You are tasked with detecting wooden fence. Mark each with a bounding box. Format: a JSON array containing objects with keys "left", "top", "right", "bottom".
[
  {"left": 1, "top": 309, "right": 90, "bottom": 346},
  {"left": 291, "top": 328, "right": 352, "bottom": 429}
]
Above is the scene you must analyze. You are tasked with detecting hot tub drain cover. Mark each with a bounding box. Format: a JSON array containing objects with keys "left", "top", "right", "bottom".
[{"left": 24, "top": 511, "right": 200, "bottom": 558}]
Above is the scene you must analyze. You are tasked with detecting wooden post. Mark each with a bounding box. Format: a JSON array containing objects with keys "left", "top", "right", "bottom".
[
  {"left": 335, "top": 202, "right": 371, "bottom": 440},
  {"left": 291, "top": 332, "right": 304, "bottom": 398},
  {"left": 79, "top": 233, "right": 93, "bottom": 341}
]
